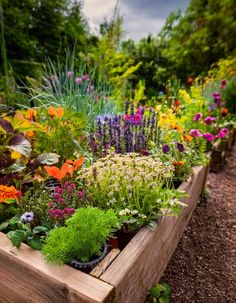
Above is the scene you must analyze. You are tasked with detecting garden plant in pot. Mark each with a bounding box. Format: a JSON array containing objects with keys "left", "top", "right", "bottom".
[{"left": 42, "top": 206, "right": 119, "bottom": 271}]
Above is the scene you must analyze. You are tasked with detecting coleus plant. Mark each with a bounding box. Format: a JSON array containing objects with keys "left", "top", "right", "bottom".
[{"left": 0, "top": 113, "right": 60, "bottom": 184}]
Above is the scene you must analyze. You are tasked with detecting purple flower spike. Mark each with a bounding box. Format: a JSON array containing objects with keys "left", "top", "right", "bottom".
[
  {"left": 193, "top": 112, "right": 202, "bottom": 121},
  {"left": 176, "top": 143, "right": 184, "bottom": 152},
  {"left": 20, "top": 212, "right": 34, "bottom": 223},
  {"left": 75, "top": 77, "right": 82, "bottom": 84},
  {"left": 162, "top": 144, "right": 170, "bottom": 154},
  {"left": 67, "top": 71, "right": 74, "bottom": 78},
  {"left": 203, "top": 133, "right": 215, "bottom": 142}
]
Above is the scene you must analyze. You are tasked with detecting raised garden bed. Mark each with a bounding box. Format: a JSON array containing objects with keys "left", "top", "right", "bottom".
[
  {"left": 0, "top": 165, "right": 208, "bottom": 303},
  {"left": 210, "top": 129, "right": 235, "bottom": 172}
]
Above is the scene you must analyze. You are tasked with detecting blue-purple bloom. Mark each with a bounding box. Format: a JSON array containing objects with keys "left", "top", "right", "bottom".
[
  {"left": 20, "top": 212, "right": 34, "bottom": 223},
  {"left": 176, "top": 143, "right": 184, "bottom": 152},
  {"left": 162, "top": 144, "right": 170, "bottom": 154}
]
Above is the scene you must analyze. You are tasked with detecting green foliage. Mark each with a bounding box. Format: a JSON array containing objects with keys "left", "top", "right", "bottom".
[
  {"left": 146, "top": 283, "right": 171, "bottom": 303},
  {"left": 79, "top": 154, "right": 187, "bottom": 231},
  {"left": 222, "top": 77, "right": 236, "bottom": 114},
  {"left": 0, "top": 216, "right": 47, "bottom": 249},
  {"left": 42, "top": 207, "right": 119, "bottom": 264}
]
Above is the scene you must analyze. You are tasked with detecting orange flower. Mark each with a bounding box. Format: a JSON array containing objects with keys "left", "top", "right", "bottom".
[
  {"left": 25, "top": 108, "right": 37, "bottom": 120},
  {"left": 173, "top": 124, "right": 182, "bottom": 132},
  {"left": 0, "top": 185, "right": 21, "bottom": 203},
  {"left": 26, "top": 131, "right": 35, "bottom": 138},
  {"left": 48, "top": 106, "right": 64, "bottom": 118},
  {"left": 44, "top": 157, "right": 84, "bottom": 181},
  {"left": 221, "top": 107, "right": 228, "bottom": 117},
  {"left": 184, "top": 134, "right": 193, "bottom": 142},
  {"left": 173, "top": 161, "right": 185, "bottom": 166}
]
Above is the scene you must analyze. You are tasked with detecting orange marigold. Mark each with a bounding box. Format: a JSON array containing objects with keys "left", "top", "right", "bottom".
[
  {"left": 184, "top": 134, "right": 193, "bottom": 142},
  {"left": 0, "top": 185, "right": 21, "bottom": 203},
  {"left": 173, "top": 161, "right": 185, "bottom": 166}
]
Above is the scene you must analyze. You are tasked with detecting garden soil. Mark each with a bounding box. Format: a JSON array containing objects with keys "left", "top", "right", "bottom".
[{"left": 159, "top": 146, "right": 236, "bottom": 303}]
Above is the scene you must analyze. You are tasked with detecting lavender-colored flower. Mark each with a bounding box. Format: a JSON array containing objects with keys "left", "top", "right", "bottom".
[
  {"left": 203, "top": 133, "right": 215, "bottom": 142},
  {"left": 176, "top": 143, "right": 184, "bottom": 152},
  {"left": 82, "top": 74, "right": 90, "bottom": 81},
  {"left": 20, "top": 212, "right": 34, "bottom": 223},
  {"left": 101, "top": 53, "right": 105, "bottom": 60},
  {"left": 162, "top": 144, "right": 170, "bottom": 153},
  {"left": 75, "top": 77, "right": 82, "bottom": 84},
  {"left": 209, "top": 104, "right": 215, "bottom": 111},
  {"left": 189, "top": 129, "right": 202, "bottom": 137},
  {"left": 67, "top": 71, "right": 74, "bottom": 78},
  {"left": 193, "top": 112, "right": 202, "bottom": 121}
]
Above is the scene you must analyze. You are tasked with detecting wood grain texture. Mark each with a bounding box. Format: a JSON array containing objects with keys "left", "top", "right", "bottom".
[
  {"left": 100, "top": 166, "right": 207, "bottom": 303},
  {"left": 91, "top": 249, "right": 120, "bottom": 278},
  {"left": 0, "top": 233, "right": 114, "bottom": 303}
]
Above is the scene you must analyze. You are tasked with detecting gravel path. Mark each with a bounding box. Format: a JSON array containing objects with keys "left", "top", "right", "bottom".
[{"left": 160, "top": 145, "right": 236, "bottom": 303}]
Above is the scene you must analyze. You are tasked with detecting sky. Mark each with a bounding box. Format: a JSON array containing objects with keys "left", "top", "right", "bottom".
[{"left": 82, "top": 0, "right": 190, "bottom": 40}]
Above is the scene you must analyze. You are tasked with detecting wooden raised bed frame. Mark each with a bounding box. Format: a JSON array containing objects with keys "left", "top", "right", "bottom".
[{"left": 0, "top": 165, "right": 208, "bottom": 303}]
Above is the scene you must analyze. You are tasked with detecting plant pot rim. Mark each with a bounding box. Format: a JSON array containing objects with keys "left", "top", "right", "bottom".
[{"left": 69, "top": 242, "right": 108, "bottom": 270}]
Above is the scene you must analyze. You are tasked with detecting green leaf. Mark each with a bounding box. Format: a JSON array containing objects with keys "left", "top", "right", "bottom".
[
  {"left": 149, "top": 286, "right": 161, "bottom": 298},
  {"left": 0, "top": 222, "right": 9, "bottom": 231},
  {"left": 7, "top": 134, "right": 32, "bottom": 157},
  {"left": 0, "top": 161, "right": 26, "bottom": 174},
  {"left": 32, "top": 153, "right": 60, "bottom": 168},
  {"left": 33, "top": 226, "right": 48, "bottom": 234},
  {"left": 147, "top": 221, "right": 157, "bottom": 231},
  {"left": 7, "top": 230, "right": 26, "bottom": 248},
  {"left": 28, "top": 236, "right": 42, "bottom": 250},
  {"left": 159, "top": 296, "right": 170, "bottom": 303}
]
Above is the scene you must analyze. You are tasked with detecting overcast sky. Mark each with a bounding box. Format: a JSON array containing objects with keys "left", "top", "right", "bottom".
[{"left": 82, "top": 0, "right": 190, "bottom": 40}]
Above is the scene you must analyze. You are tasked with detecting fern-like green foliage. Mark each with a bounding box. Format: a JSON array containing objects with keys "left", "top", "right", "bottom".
[
  {"left": 189, "top": 138, "right": 210, "bottom": 167},
  {"left": 42, "top": 207, "right": 119, "bottom": 264}
]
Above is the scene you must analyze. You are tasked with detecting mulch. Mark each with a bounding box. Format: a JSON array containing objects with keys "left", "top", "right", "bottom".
[{"left": 159, "top": 145, "right": 236, "bottom": 303}]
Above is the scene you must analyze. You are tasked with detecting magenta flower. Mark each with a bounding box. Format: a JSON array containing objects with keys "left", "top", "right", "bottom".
[
  {"left": 212, "top": 92, "right": 221, "bottom": 106},
  {"left": 205, "top": 116, "right": 216, "bottom": 125},
  {"left": 82, "top": 74, "right": 90, "bottom": 81},
  {"left": 189, "top": 129, "right": 202, "bottom": 137},
  {"left": 193, "top": 112, "right": 202, "bottom": 121},
  {"left": 220, "top": 80, "right": 227, "bottom": 89},
  {"left": 67, "top": 71, "right": 74, "bottom": 79},
  {"left": 203, "top": 133, "right": 215, "bottom": 142},
  {"left": 75, "top": 77, "right": 82, "bottom": 84},
  {"left": 216, "top": 128, "right": 229, "bottom": 138}
]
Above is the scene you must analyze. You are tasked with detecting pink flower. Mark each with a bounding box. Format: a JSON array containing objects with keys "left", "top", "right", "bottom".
[
  {"left": 75, "top": 77, "right": 82, "bottom": 84},
  {"left": 203, "top": 133, "right": 215, "bottom": 142},
  {"left": 189, "top": 129, "right": 202, "bottom": 137},
  {"left": 216, "top": 128, "right": 229, "bottom": 138},
  {"left": 67, "top": 71, "right": 74, "bottom": 78},
  {"left": 193, "top": 112, "right": 202, "bottom": 121},
  {"left": 82, "top": 74, "right": 90, "bottom": 81},
  {"left": 220, "top": 80, "right": 227, "bottom": 89}
]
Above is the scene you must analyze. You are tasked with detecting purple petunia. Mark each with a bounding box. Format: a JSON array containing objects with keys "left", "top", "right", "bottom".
[
  {"left": 189, "top": 129, "right": 202, "bottom": 137},
  {"left": 203, "top": 133, "right": 215, "bottom": 142},
  {"left": 176, "top": 143, "right": 184, "bottom": 152},
  {"left": 162, "top": 144, "right": 170, "bottom": 154},
  {"left": 215, "top": 127, "right": 229, "bottom": 139},
  {"left": 20, "top": 212, "right": 34, "bottom": 223},
  {"left": 193, "top": 112, "right": 202, "bottom": 121}
]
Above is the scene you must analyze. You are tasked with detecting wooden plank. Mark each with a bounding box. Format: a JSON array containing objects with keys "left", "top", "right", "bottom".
[
  {"left": 0, "top": 233, "right": 114, "bottom": 303},
  {"left": 91, "top": 249, "right": 120, "bottom": 278},
  {"left": 101, "top": 166, "right": 207, "bottom": 303}
]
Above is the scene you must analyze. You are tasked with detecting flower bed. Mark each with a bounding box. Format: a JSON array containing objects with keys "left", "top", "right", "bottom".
[{"left": 0, "top": 165, "right": 208, "bottom": 303}]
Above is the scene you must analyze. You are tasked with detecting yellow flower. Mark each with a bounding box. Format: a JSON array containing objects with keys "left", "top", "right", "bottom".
[
  {"left": 178, "top": 89, "right": 191, "bottom": 104},
  {"left": 158, "top": 111, "right": 176, "bottom": 129}
]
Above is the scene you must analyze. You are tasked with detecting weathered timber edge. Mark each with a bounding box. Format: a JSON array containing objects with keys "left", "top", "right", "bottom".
[
  {"left": 0, "top": 232, "right": 114, "bottom": 303},
  {"left": 100, "top": 165, "right": 207, "bottom": 303},
  {"left": 0, "top": 165, "right": 208, "bottom": 303}
]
